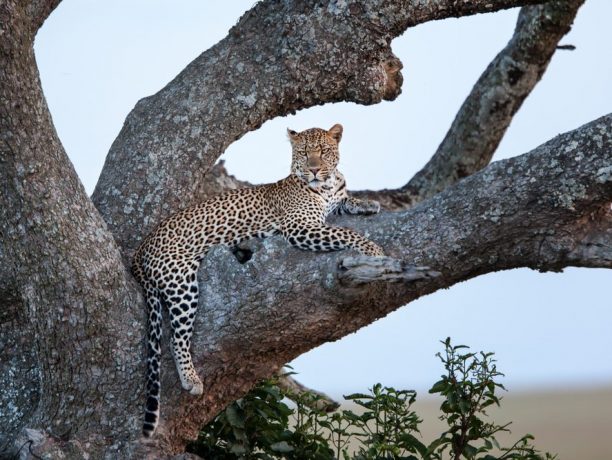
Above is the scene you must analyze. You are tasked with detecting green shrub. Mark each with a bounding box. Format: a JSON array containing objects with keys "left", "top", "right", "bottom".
[
  {"left": 425, "top": 338, "right": 555, "bottom": 460},
  {"left": 187, "top": 339, "right": 555, "bottom": 460}
]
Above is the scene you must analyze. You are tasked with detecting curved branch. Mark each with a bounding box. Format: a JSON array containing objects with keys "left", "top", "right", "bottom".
[
  {"left": 356, "top": 0, "right": 584, "bottom": 210},
  {"left": 144, "top": 116, "right": 611, "bottom": 452},
  {"left": 90, "top": 0, "right": 546, "bottom": 256}
]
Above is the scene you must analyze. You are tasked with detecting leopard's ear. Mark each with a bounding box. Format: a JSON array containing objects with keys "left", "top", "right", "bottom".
[
  {"left": 287, "top": 128, "right": 299, "bottom": 142},
  {"left": 328, "top": 124, "right": 343, "bottom": 143}
]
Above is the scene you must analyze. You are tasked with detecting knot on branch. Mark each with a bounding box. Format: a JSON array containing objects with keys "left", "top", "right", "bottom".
[
  {"left": 382, "top": 55, "right": 404, "bottom": 101},
  {"left": 346, "top": 53, "right": 404, "bottom": 104},
  {"left": 337, "top": 256, "right": 440, "bottom": 285}
]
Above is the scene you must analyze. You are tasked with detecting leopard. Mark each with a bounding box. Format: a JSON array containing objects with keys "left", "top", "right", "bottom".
[{"left": 132, "top": 123, "right": 385, "bottom": 437}]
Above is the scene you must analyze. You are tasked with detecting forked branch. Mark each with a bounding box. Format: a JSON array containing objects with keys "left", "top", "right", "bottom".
[{"left": 356, "top": 0, "right": 584, "bottom": 210}]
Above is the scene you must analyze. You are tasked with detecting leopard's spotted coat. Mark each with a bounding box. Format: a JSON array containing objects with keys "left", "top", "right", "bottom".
[{"left": 132, "top": 124, "right": 384, "bottom": 437}]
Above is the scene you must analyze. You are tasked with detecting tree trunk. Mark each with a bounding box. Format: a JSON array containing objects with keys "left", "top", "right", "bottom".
[
  {"left": 1, "top": 0, "right": 607, "bottom": 458},
  {"left": 0, "top": 0, "right": 143, "bottom": 455}
]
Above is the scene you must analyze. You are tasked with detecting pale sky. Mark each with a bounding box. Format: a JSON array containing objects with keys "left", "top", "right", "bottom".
[{"left": 35, "top": 1, "right": 611, "bottom": 397}]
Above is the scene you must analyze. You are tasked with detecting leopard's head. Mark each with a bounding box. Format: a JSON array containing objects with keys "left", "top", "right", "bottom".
[{"left": 288, "top": 124, "right": 342, "bottom": 188}]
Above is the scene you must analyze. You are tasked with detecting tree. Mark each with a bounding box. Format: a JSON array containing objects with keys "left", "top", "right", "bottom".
[{"left": 1, "top": 0, "right": 609, "bottom": 458}]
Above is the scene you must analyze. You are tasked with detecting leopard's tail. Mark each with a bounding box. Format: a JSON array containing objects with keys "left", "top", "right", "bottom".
[
  {"left": 142, "top": 282, "right": 163, "bottom": 438},
  {"left": 132, "top": 248, "right": 163, "bottom": 437}
]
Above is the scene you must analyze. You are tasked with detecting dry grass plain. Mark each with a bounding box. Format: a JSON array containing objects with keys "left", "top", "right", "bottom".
[{"left": 339, "top": 385, "right": 612, "bottom": 460}]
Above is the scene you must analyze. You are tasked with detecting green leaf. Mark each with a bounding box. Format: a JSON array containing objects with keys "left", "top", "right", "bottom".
[
  {"left": 458, "top": 399, "right": 470, "bottom": 414},
  {"left": 398, "top": 433, "right": 428, "bottom": 456},
  {"left": 270, "top": 441, "right": 294, "bottom": 453},
  {"left": 225, "top": 405, "right": 245, "bottom": 428},
  {"left": 464, "top": 443, "right": 478, "bottom": 458},
  {"left": 427, "top": 435, "right": 451, "bottom": 454},
  {"left": 491, "top": 436, "right": 501, "bottom": 450},
  {"left": 429, "top": 379, "right": 447, "bottom": 394},
  {"left": 229, "top": 443, "right": 247, "bottom": 454}
]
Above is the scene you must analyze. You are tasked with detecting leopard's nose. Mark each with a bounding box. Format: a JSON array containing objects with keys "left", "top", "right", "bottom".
[{"left": 310, "top": 168, "right": 320, "bottom": 176}]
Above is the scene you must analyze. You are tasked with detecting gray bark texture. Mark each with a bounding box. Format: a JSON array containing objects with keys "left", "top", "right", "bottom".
[
  {"left": 1, "top": 0, "right": 608, "bottom": 458},
  {"left": 1, "top": 0, "right": 142, "bottom": 455}
]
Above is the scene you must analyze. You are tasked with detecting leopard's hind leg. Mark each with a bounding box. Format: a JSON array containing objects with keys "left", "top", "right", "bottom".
[{"left": 161, "top": 260, "right": 203, "bottom": 396}]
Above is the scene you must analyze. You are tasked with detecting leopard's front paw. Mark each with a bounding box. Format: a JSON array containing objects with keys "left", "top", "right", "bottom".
[
  {"left": 180, "top": 371, "right": 204, "bottom": 396},
  {"left": 189, "top": 379, "right": 204, "bottom": 396},
  {"left": 361, "top": 199, "right": 381, "bottom": 215}
]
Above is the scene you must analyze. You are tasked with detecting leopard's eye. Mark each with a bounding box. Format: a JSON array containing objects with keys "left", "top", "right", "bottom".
[{"left": 321, "top": 147, "right": 334, "bottom": 159}]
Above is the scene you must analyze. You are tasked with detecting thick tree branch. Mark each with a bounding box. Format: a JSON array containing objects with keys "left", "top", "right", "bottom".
[
  {"left": 1, "top": 0, "right": 142, "bottom": 451},
  {"left": 356, "top": 0, "right": 584, "bottom": 210},
  {"left": 91, "top": 0, "right": 547, "bottom": 256},
  {"left": 144, "top": 116, "right": 611, "bottom": 452}
]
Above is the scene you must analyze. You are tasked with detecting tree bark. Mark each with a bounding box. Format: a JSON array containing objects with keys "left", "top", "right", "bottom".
[
  {"left": 1, "top": 0, "right": 608, "bottom": 458},
  {"left": 1, "top": 0, "right": 142, "bottom": 455}
]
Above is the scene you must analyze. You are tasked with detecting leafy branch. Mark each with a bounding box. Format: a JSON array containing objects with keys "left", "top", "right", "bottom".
[{"left": 188, "top": 339, "right": 556, "bottom": 460}]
